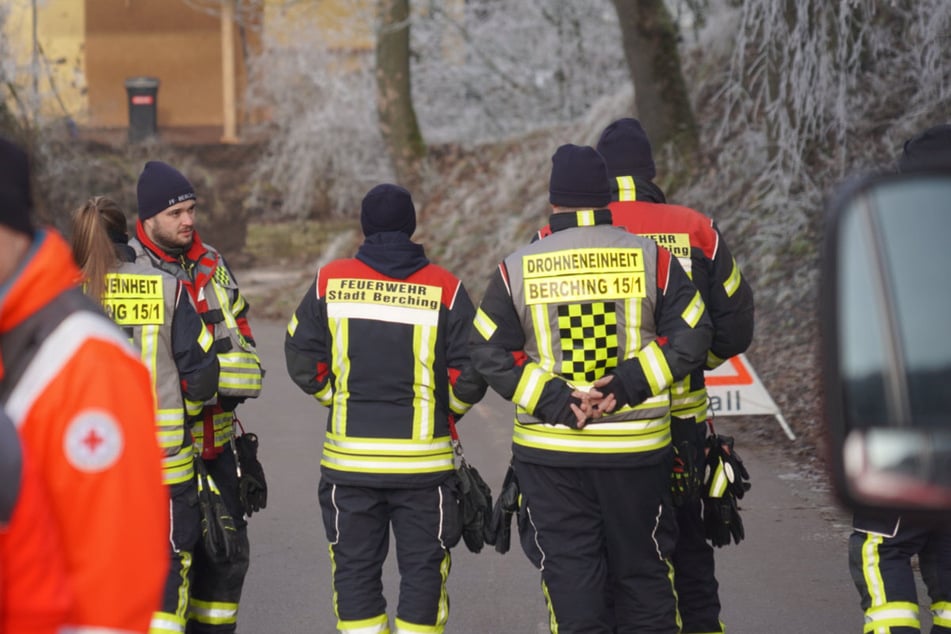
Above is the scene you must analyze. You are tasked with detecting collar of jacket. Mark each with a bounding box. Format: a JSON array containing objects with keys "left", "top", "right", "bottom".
[
  {"left": 355, "top": 231, "right": 430, "bottom": 280},
  {"left": 611, "top": 177, "right": 667, "bottom": 204},
  {"left": 0, "top": 229, "right": 79, "bottom": 334},
  {"left": 548, "top": 208, "right": 613, "bottom": 233}
]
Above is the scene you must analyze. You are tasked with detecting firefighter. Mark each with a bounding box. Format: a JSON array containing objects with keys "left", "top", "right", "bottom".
[
  {"left": 284, "top": 183, "right": 487, "bottom": 633},
  {"left": 130, "top": 160, "right": 264, "bottom": 634},
  {"left": 592, "top": 117, "right": 754, "bottom": 634},
  {"left": 0, "top": 137, "right": 168, "bottom": 631},
  {"left": 471, "top": 144, "right": 713, "bottom": 633},
  {"left": 847, "top": 123, "right": 951, "bottom": 634},
  {"left": 70, "top": 195, "right": 220, "bottom": 634},
  {"left": 0, "top": 407, "right": 73, "bottom": 634}
]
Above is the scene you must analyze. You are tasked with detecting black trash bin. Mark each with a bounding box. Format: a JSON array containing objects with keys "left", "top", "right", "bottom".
[{"left": 124, "top": 77, "right": 160, "bottom": 143}]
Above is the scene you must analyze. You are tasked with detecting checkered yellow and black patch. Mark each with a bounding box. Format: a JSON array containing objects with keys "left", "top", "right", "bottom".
[
  {"left": 213, "top": 265, "right": 232, "bottom": 288},
  {"left": 557, "top": 302, "right": 618, "bottom": 382}
]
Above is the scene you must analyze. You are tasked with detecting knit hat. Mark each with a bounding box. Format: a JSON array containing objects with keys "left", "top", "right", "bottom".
[
  {"left": 596, "top": 118, "right": 656, "bottom": 181},
  {"left": 136, "top": 160, "right": 196, "bottom": 220},
  {"left": 360, "top": 184, "right": 416, "bottom": 237},
  {"left": 548, "top": 144, "right": 611, "bottom": 208},
  {"left": 0, "top": 137, "right": 35, "bottom": 236},
  {"left": 899, "top": 124, "right": 951, "bottom": 172}
]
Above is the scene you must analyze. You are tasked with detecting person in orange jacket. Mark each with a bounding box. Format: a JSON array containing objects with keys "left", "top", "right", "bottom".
[
  {"left": 0, "top": 136, "right": 169, "bottom": 633},
  {"left": 1, "top": 407, "right": 73, "bottom": 634}
]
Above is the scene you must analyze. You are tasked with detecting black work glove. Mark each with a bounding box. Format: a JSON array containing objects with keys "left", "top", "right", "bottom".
[
  {"left": 704, "top": 434, "right": 751, "bottom": 501},
  {"left": 547, "top": 393, "right": 586, "bottom": 429},
  {"left": 703, "top": 489, "right": 745, "bottom": 547},
  {"left": 235, "top": 432, "right": 268, "bottom": 516},
  {"left": 195, "top": 459, "right": 239, "bottom": 562},
  {"left": 457, "top": 461, "right": 493, "bottom": 554},
  {"left": 594, "top": 373, "right": 631, "bottom": 411},
  {"left": 485, "top": 465, "right": 519, "bottom": 554},
  {"left": 670, "top": 441, "right": 701, "bottom": 507}
]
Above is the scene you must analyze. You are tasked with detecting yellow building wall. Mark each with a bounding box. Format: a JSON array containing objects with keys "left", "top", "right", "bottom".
[{"left": 4, "top": 0, "right": 87, "bottom": 123}]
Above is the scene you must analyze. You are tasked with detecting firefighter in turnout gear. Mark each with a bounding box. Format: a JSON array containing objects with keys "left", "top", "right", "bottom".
[
  {"left": 0, "top": 136, "right": 168, "bottom": 632},
  {"left": 71, "top": 196, "right": 220, "bottom": 634},
  {"left": 130, "top": 161, "right": 264, "bottom": 634},
  {"left": 471, "top": 144, "right": 713, "bottom": 633},
  {"left": 847, "top": 124, "right": 951, "bottom": 634},
  {"left": 285, "top": 184, "right": 487, "bottom": 634},
  {"left": 591, "top": 118, "right": 755, "bottom": 634}
]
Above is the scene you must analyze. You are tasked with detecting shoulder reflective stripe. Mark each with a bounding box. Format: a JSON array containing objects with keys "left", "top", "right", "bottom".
[
  {"left": 287, "top": 313, "right": 299, "bottom": 337},
  {"left": 6, "top": 312, "right": 135, "bottom": 427},
  {"left": 681, "top": 290, "right": 706, "bottom": 328},
  {"left": 638, "top": 340, "right": 673, "bottom": 395},
  {"left": 473, "top": 307, "right": 497, "bottom": 340},
  {"left": 512, "top": 363, "right": 548, "bottom": 412},
  {"left": 723, "top": 258, "right": 742, "bottom": 298},
  {"left": 616, "top": 176, "right": 636, "bottom": 201}
]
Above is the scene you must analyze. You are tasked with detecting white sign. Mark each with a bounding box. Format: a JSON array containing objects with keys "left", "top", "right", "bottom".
[{"left": 705, "top": 354, "right": 794, "bottom": 440}]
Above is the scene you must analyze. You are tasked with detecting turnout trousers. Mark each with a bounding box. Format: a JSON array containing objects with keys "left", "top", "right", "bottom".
[
  {"left": 850, "top": 514, "right": 951, "bottom": 634},
  {"left": 513, "top": 454, "right": 679, "bottom": 634},
  {"left": 318, "top": 478, "right": 462, "bottom": 634},
  {"left": 187, "top": 449, "right": 250, "bottom": 634},
  {"left": 152, "top": 479, "right": 202, "bottom": 634},
  {"left": 671, "top": 417, "right": 723, "bottom": 634}
]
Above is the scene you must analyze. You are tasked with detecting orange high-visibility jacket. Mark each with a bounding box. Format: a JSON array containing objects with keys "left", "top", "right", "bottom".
[
  {"left": 0, "top": 230, "right": 169, "bottom": 633},
  {"left": 1, "top": 408, "right": 73, "bottom": 634}
]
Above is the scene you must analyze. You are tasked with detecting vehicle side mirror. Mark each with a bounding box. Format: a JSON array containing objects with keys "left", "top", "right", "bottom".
[{"left": 821, "top": 170, "right": 951, "bottom": 515}]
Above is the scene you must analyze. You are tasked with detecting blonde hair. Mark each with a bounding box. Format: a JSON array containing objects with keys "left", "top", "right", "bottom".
[{"left": 70, "top": 196, "right": 128, "bottom": 304}]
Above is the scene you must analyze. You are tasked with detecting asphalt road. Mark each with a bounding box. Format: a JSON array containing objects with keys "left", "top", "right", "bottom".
[{"left": 235, "top": 320, "right": 878, "bottom": 633}]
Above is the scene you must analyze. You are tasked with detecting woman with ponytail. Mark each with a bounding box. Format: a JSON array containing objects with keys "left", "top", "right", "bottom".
[{"left": 69, "top": 195, "right": 220, "bottom": 634}]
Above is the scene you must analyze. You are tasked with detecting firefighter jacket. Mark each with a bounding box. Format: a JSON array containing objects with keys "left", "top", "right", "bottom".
[
  {"left": 1, "top": 408, "right": 72, "bottom": 634},
  {"left": 104, "top": 248, "right": 219, "bottom": 485},
  {"left": 0, "top": 229, "right": 168, "bottom": 633},
  {"left": 131, "top": 225, "right": 263, "bottom": 454},
  {"left": 473, "top": 210, "right": 713, "bottom": 468},
  {"left": 285, "top": 231, "right": 487, "bottom": 488},
  {"left": 534, "top": 188, "right": 755, "bottom": 422}
]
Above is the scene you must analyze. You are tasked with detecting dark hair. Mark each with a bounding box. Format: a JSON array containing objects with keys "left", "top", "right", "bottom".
[{"left": 70, "top": 196, "right": 128, "bottom": 304}]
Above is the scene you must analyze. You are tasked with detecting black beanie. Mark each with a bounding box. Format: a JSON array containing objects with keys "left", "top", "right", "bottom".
[
  {"left": 899, "top": 124, "right": 951, "bottom": 172},
  {"left": 0, "top": 137, "right": 35, "bottom": 237},
  {"left": 137, "top": 160, "right": 196, "bottom": 221},
  {"left": 360, "top": 184, "right": 416, "bottom": 237},
  {"left": 548, "top": 144, "right": 611, "bottom": 208},
  {"left": 596, "top": 117, "right": 656, "bottom": 181}
]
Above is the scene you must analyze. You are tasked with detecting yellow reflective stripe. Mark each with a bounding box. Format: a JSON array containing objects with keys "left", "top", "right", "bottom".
[
  {"left": 324, "top": 434, "right": 452, "bottom": 453},
  {"left": 860, "top": 533, "right": 888, "bottom": 618},
  {"left": 513, "top": 421, "right": 670, "bottom": 454},
  {"left": 211, "top": 283, "right": 239, "bottom": 330},
  {"left": 140, "top": 323, "right": 160, "bottom": 408},
  {"left": 315, "top": 381, "right": 333, "bottom": 406},
  {"left": 622, "top": 296, "right": 641, "bottom": 357},
  {"left": 231, "top": 292, "right": 247, "bottom": 316},
  {"left": 448, "top": 385, "right": 471, "bottom": 416},
  {"left": 337, "top": 613, "right": 390, "bottom": 634},
  {"left": 575, "top": 209, "right": 596, "bottom": 226},
  {"left": 530, "top": 304, "right": 557, "bottom": 373},
  {"left": 681, "top": 290, "right": 705, "bottom": 328},
  {"left": 638, "top": 340, "right": 673, "bottom": 395},
  {"left": 723, "top": 258, "right": 742, "bottom": 298},
  {"left": 542, "top": 579, "right": 558, "bottom": 634},
  {"left": 707, "top": 457, "right": 729, "bottom": 497},
  {"left": 473, "top": 307, "right": 497, "bottom": 341},
  {"left": 188, "top": 599, "right": 238, "bottom": 626},
  {"left": 149, "top": 612, "right": 187, "bottom": 634},
  {"left": 616, "top": 176, "right": 636, "bottom": 201},
  {"left": 287, "top": 313, "right": 299, "bottom": 337},
  {"left": 412, "top": 323, "right": 437, "bottom": 440},
  {"left": 395, "top": 616, "right": 444, "bottom": 633},
  {"left": 196, "top": 325, "right": 214, "bottom": 353},
  {"left": 706, "top": 350, "right": 726, "bottom": 369},
  {"left": 184, "top": 397, "right": 204, "bottom": 418},
  {"left": 864, "top": 602, "right": 919, "bottom": 632},
  {"left": 321, "top": 450, "right": 454, "bottom": 474},
  {"left": 162, "top": 447, "right": 196, "bottom": 485},
  {"left": 329, "top": 316, "right": 350, "bottom": 435},
  {"left": 190, "top": 411, "right": 235, "bottom": 448},
  {"left": 512, "top": 363, "right": 549, "bottom": 413},
  {"left": 670, "top": 380, "right": 708, "bottom": 419},
  {"left": 932, "top": 601, "right": 951, "bottom": 627}
]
